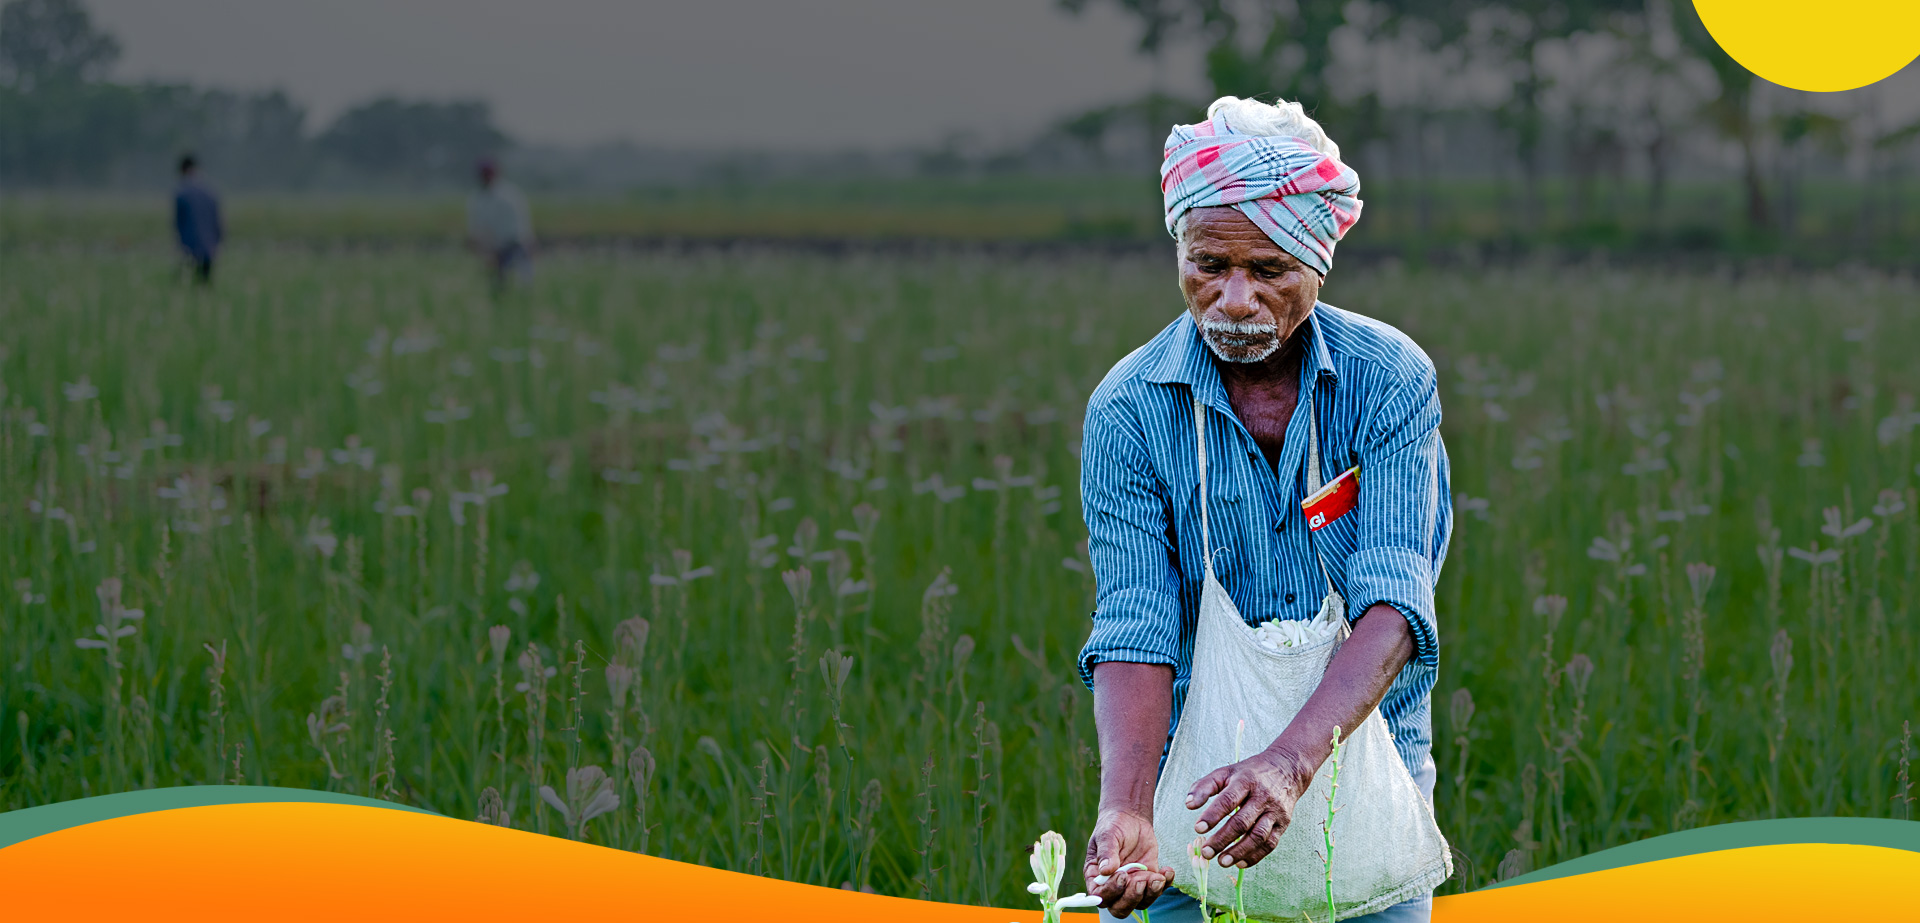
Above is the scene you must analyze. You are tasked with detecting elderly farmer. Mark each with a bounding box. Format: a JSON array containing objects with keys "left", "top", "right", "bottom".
[{"left": 1080, "top": 97, "right": 1450, "bottom": 922}]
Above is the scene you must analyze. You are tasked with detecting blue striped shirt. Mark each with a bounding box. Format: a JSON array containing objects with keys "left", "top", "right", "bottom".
[{"left": 1077, "top": 305, "right": 1451, "bottom": 775}]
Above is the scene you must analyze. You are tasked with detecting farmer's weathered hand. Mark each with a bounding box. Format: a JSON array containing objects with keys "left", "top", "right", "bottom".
[
  {"left": 1083, "top": 807, "right": 1176, "bottom": 918},
  {"left": 1185, "top": 746, "right": 1315, "bottom": 869}
]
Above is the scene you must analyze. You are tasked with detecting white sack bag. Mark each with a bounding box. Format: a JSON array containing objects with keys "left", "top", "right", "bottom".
[{"left": 1150, "top": 395, "right": 1450, "bottom": 922}]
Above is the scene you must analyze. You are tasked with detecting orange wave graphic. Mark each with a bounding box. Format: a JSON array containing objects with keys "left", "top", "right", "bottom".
[
  {"left": 1434, "top": 841, "right": 1917, "bottom": 921},
  {"left": 2, "top": 800, "right": 1915, "bottom": 920},
  {"left": 3, "top": 801, "right": 1054, "bottom": 921}
]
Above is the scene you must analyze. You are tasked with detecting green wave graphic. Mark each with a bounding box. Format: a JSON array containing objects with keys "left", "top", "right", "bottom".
[
  {"left": 1487, "top": 817, "right": 1920, "bottom": 889},
  {"left": 0, "top": 785, "right": 436, "bottom": 850}
]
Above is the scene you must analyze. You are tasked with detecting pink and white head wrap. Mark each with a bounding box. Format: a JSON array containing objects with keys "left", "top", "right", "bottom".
[{"left": 1161, "top": 98, "right": 1363, "bottom": 276}]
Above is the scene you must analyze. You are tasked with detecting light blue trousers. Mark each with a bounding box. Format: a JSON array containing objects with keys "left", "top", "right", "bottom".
[{"left": 1099, "top": 758, "right": 1437, "bottom": 923}]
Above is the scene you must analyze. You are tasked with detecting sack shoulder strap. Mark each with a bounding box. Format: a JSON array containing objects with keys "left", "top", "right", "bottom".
[
  {"left": 1304, "top": 387, "right": 1347, "bottom": 635},
  {"left": 1306, "top": 389, "right": 1323, "bottom": 495},
  {"left": 1193, "top": 395, "right": 1213, "bottom": 574},
  {"left": 1198, "top": 383, "right": 1342, "bottom": 632}
]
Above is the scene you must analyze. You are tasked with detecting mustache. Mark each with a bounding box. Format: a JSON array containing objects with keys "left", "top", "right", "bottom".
[
  {"left": 1199, "top": 318, "right": 1283, "bottom": 363},
  {"left": 1200, "top": 319, "right": 1279, "bottom": 338}
]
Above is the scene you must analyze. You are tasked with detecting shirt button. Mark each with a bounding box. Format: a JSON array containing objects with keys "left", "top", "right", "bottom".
[
  {"left": 1275, "top": 520, "right": 1286, "bottom": 533},
  {"left": 1285, "top": 592, "right": 1296, "bottom": 604}
]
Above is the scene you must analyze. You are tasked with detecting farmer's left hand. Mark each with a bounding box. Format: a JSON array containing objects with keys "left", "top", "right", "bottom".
[{"left": 1184, "top": 746, "right": 1315, "bottom": 869}]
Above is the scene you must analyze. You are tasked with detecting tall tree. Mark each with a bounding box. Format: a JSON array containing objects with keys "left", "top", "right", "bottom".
[
  {"left": 1056, "top": 1, "right": 1383, "bottom": 162},
  {"left": 1370, "top": 0, "right": 1642, "bottom": 230},
  {"left": 0, "top": 0, "right": 119, "bottom": 89},
  {"left": 1666, "top": 0, "right": 1767, "bottom": 230},
  {"left": 0, "top": 0, "right": 133, "bottom": 184},
  {"left": 1871, "top": 118, "right": 1920, "bottom": 244},
  {"left": 1769, "top": 108, "right": 1847, "bottom": 239},
  {"left": 1609, "top": 0, "right": 1693, "bottom": 226}
]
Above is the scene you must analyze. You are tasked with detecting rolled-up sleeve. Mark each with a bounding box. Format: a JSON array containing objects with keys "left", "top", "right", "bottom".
[
  {"left": 1344, "top": 365, "right": 1446, "bottom": 669},
  {"left": 1077, "top": 401, "right": 1184, "bottom": 689}
]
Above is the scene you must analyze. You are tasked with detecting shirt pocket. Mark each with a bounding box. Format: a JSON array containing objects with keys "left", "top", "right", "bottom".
[
  {"left": 1186, "top": 480, "right": 1254, "bottom": 579},
  {"left": 1308, "top": 510, "right": 1361, "bottom": 590}
]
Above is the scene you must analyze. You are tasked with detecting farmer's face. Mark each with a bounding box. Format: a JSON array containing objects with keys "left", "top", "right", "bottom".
[{"left": 1178, "top": 206, "right": 1321, "bottom": 364}]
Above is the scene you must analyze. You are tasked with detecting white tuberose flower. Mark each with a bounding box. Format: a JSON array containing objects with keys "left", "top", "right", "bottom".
[
  {"left": 1031, "top": 830, "right": 1066, "bottom": 894},
  {"left": 1251, "top": 614, "right": 1338, "bottom": 652}
]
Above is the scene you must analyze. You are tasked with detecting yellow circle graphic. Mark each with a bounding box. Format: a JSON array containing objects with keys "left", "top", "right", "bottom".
[{"left": 1694, "top": 0, "right": 1920, "bottom": 92}]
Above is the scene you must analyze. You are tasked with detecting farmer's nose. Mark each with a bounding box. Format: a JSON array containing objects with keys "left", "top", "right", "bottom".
[{"left": 1216, "top": 272, "right": 1261, "bottom": 323}]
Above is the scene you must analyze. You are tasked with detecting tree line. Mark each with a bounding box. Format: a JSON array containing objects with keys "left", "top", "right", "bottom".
[
  {"left": 4, "top": 0, "right": 1917, "bottom": 253},
  {"left": 1053, "top": 0, "right": 1920, "bottom": 241},
  {"left": 0, "top": 0, "right": 508, "bottom": 189}
]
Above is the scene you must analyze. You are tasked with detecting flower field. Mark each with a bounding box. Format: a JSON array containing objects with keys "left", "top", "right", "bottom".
[{"left": 3, "top": 245, "right": 1915, "bottom": 904}]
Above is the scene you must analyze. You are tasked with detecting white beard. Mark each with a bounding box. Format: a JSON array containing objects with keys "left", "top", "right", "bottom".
[{"left": 1200, "top": 319, "right": 1282, "bottom": 363}]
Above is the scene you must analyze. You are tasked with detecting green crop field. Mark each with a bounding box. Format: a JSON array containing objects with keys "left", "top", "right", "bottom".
[{"left": 2, "top": 244, "right": 1915, "bottom": 906}]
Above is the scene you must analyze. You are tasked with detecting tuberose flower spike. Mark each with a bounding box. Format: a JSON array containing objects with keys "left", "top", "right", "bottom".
[{"left": 1025, "top": 831, "right": 1076, "bottom": 922}]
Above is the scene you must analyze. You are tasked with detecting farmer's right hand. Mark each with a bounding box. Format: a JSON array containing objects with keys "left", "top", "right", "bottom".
[{"left": 1083, "top": 807, "right": 1176, "bottom": 918}]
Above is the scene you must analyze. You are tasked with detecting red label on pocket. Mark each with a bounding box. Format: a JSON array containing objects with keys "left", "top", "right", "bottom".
[{"left": 1302, "top": 465, "right": 1359, "bottom": 531}]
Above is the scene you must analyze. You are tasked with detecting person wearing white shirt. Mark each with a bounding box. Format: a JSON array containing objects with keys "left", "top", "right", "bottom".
[{"left": 466, "top": 158, "right": 534, "bottom": 292}]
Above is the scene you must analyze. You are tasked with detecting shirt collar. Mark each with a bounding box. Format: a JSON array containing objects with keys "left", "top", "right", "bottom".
[{"left": 1145, "top": 307, "right": 1340, "bottom": 398}]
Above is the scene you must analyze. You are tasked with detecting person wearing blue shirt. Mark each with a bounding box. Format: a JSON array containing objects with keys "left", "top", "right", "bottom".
[
  {"left": 173, "top": 154, "right": 223, "bottom": 284},
  {"left": 1083, "top": 97, "right": 1451, "bottom": 923}
]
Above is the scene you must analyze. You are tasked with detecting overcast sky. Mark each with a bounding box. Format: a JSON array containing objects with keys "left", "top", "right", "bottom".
[{"left": 88, "top": 0, "right": 1206, "bottom": 151}]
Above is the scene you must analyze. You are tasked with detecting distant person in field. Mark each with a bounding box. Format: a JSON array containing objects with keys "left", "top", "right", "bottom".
[
  {"left": 466, "top": 157, "right": 534, "bottom": 292},
  {"left": 1081, "top": 97, "right": 1451, "bottom": 922},
  {"left": 173, "top": 154, "right": 223, "bottom": 285}
]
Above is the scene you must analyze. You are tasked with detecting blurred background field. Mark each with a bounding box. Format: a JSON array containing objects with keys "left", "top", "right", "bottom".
[
  {"left": 3, "top": 0, "right": 1919, "bottom": 912},
  {"left": 9, "top": 174, "right": 1920, "bottom": 264},
  {"left": 7, "top": 1, "right": 1920, "bottom": 264}
]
